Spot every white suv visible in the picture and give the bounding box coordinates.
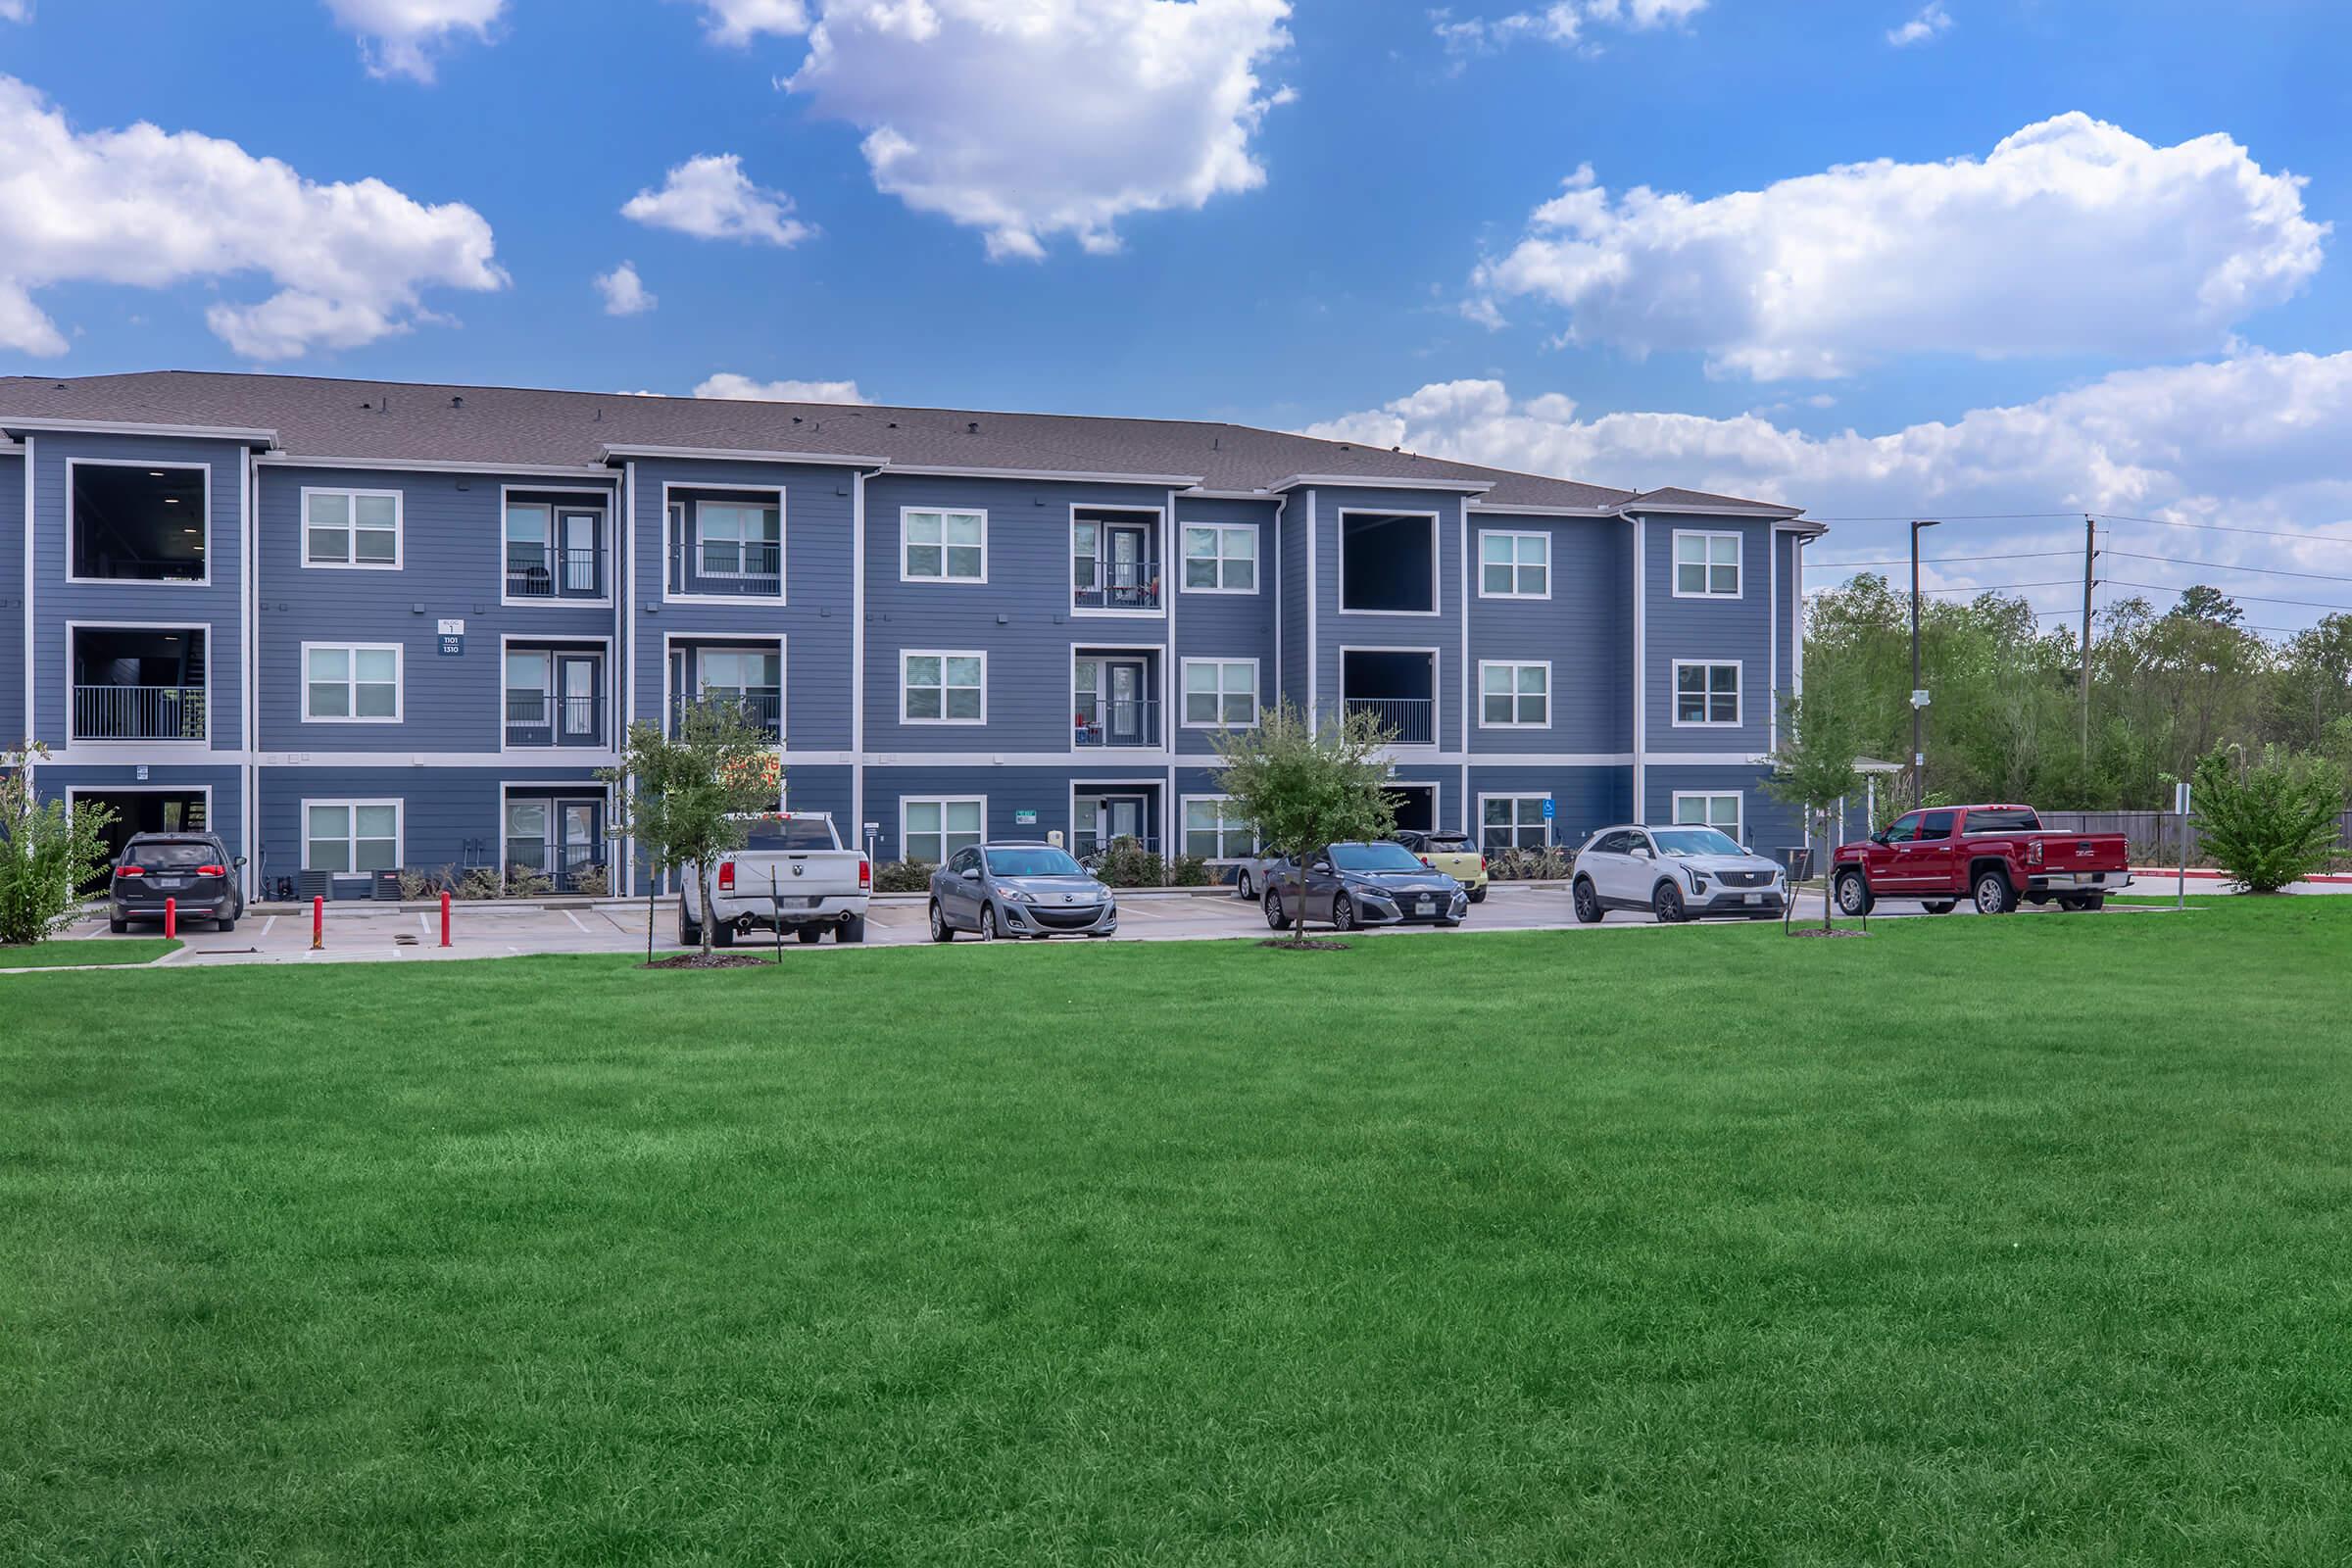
[1571,823,1788,924]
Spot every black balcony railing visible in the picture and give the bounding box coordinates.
[669,541,782,596]
[1073,697,1160,748]
[1343,696,1435,746]
[505,692,603,747]
[670,691,783,741]
[1074,557,1160,611]
[74,684,206,741]
[506,544,604,599]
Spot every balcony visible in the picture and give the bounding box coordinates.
[506,543,605,600]
[1341,648,1437,747]
[667,540,781,598]
[504,692,605,749]
[1074,697,1160,749]
[71,463,207,582]
[74,684,207,742]
[1343,697,1435,747]
[72,627,208,742]
[1072,507,1162,612]
[1073,556,1161,612]
[669,691,783,743]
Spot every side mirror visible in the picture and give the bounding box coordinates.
[233,856,249,868]
[960,867,980,881]
[1871,831,1889,847]
[1631,846,1652,859]
[1310,859,1331,873]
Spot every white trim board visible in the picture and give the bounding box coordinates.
[64,457,215,588]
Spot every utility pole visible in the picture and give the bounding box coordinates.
[2080,514,2095,774]
[1910,518,1940,804]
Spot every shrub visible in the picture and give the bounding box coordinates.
[455,865,506,902]
[0,745,117,947]
[1092,836,1163,888]
[1166,855,1211,887]
[503,863,555,900]
[872,858,935,894]
[569,863,611,898]
[397,865,456,900]
[2191,746,2348,893]
[1488,845,1572,881]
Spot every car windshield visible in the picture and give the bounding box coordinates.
[128,842,215,868]
[1421,833,1472,852]
[741,817,837,852]
[1652,827,1743,858]
[986,847,1084,877]
[1331,842,1428,872]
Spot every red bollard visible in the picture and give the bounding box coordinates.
[440,890,452,949]
[164,897,176,941]
[312,895,325,952]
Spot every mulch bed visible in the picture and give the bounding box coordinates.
[1257,938,1354,952]
[642,953,775,969]
[1785,926,1871,939]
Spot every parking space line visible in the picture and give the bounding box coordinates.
[563,909,591,933]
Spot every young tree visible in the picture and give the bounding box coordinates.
[2190,745,2347,894]
[1210,701,1397,946]
[1763,694,1862,932]
[598,701,783,958]
[0,743,119,948]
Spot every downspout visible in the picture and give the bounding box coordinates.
[22,435,35,785]
[1457,498,1470,833]
[1629,511,1646,824]
[619,459,636,897]
[1163,486,1178,881]
[1303,489,1318,720]
[852,465,867,861]
[1271,492,1286,720]
[243,446,259,903]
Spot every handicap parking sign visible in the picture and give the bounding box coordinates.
[1541,800,1554,820]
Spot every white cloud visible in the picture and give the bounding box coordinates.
[0,2,31,23]
[594,261,657,316]
[1886,1,1949,46]
[1304,355,2352,617]
[761,0,1292,261]
[1473,112,2328,380]
[321,0,503,81]
[694,371,872,404]
[621,154,812,246]
[1431,0,1702,57]
[0,75,503,360]
[694,0,809,44]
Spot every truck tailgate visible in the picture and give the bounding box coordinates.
[2030,833,2132,872]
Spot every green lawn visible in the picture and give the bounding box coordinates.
[0,937,180,970]
[5,905,2350,1565]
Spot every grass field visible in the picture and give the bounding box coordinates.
[5,902,2350,1564]
[0,937,180,970]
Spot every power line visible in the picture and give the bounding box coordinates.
[1801,512,2085,522]
[2101,548,2352,585]
[2104,578,2352,614]
[1810,550,2077,569]
[2094,513,2352,550]
[1805,577,2080,599]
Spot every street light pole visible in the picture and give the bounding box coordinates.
[1910,518,1940,803]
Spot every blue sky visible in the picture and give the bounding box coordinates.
[4,0,2350,625]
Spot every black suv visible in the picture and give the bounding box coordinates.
[109,833,246,934]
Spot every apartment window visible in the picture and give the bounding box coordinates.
[1673,662,1740,726]
[1482,797,1550,854]
[1182,660,1257,727]
[304,489,400,567]
[305,801,400,874]
[1479,530,1548,598]
[1183,797,1254,860]
[698,501,781,578]
[1479,661,1549,727]
[903,798,984,864]
[1674,531,1741,598]
[1181,524,1256,592]
[903,509,986,582]
[1673,792,1742,839]
[304,643,402,722]
[903,652,985,723]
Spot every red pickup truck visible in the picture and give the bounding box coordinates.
[1833,805,2132,916]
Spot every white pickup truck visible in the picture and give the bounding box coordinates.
[679,812,871,946]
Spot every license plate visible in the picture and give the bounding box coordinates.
[1744,893,1761,905]
[156,876,185,890]
[1415,896,1433,912]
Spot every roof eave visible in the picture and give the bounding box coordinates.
[1268,472,1495,495]
[600,442,891,467]
[0,414,281,445]
[258,453,615,479]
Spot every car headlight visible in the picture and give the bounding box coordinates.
[994,884,1033,903]
[1688,870,1708,893]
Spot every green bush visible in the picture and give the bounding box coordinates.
[1166,855,1211,887]
[2192,746,2347,893]
[1487,845,1573,881]
[872,858,935,894]
[0,747,117,947]
[1092,836,1164,888]
[569,864,611,898]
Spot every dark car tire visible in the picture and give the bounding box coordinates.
[1467,885,1488,905]
[1438,918,1461,929]
[1332,893,1358,932]
[1572,877,1603,924]
[1262,889,1287,930]
[1652,882,1687,924]
[713,921,735,949]
[109,913,129,935]
[1973,869,2016,915]
[1834,870,1875,917]
[2060,895,2105,912]
[927,901,955,942]
[1922,902,1956,915]
[1236,869,1255,901]
[980,905,1002,942]
[217,916,236,933]
[840,913,867,944]
[797,927,823,944]
[678,905,702,947]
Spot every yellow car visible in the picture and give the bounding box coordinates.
[1395,829,1490,904]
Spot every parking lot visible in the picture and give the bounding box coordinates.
[10,879,2186,971]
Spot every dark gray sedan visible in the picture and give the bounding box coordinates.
[928,842,1119,941]
[1261,841,1468,932]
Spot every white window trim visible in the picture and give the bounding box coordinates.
[1337,643,1443,749]
[1178,521,1260,595]
[1671,790,1744,841]
[899,505,990,585]
[61,618,214,749]
[300,797,405,875]
[901,648,988,726]
[661,631,787,741]
[301,640,405,725]
[1069,503,1169,618]
[1671,529,1743,600]
[1336,508,1442,616]
[64,458,214,587]
[1178,657,1261,730]
[500,485,613,609]
[1476,528,1550,601]
[299,485,405,571]
[1476,793,1553,851]
[1179,792,1256,862]
[660,482,787,606]
[1669,658,1743,729]
[1476,659,1551,730]
[497,633,615,757]
[898,794,987,864]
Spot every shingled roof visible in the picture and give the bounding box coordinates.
[0,369,1805,518]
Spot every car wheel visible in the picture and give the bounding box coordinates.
[1922,902,1955,915]
[217,916,236,933]
[927,901,955,943]
[678,905,701,947]
[1835,870,1874,917]
[1333,893,1357,932]
[1651,882,1687,924]
[1437,918,1461,929]
[839,914,867,944]
[2060,894,2105,912]
[1572,877,1603,925]
[980,905,1001,942]
[1467,884,1488,905]
[712,920,735,948]
[109,913,129,935]
[1262,889,1287,931]
[1974,869,2016,915]
[1237,869,1254,901]
[797,927,823,944]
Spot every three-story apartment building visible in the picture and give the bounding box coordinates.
[2,371,1819,899]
